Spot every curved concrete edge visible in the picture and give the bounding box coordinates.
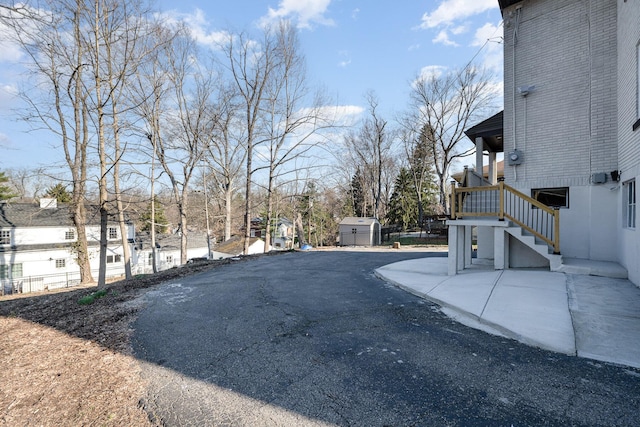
[375,262,577,357]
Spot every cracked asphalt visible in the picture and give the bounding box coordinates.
[132,250,640,426]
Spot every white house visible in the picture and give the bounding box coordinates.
[338,217,381,246]
[448,0,640,287]
[132,231,210,274]
[272,218,294,250]
[0,199,135,294]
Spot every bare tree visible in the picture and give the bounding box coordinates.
[207,82,246,242]
[153,31,216,264]
[1,1,95,283]
[408,67,495,212]
[219,27,281,255]
[344,91,395,220]
[257,21,333,252]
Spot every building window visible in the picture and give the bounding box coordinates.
[0,230,9,245]
[55,259,66,268]
[166,255,173,264]
[65,230,75,240]
[148,253,154,265]
[531,188,569,209]
[108,227,118,240]
[625,180,636,229]
[106,254,122,263]
[0,264,23,279]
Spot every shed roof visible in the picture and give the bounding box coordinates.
[213,235,263,255]
[339,217,379,226]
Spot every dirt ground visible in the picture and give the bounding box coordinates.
[0,257,251,426]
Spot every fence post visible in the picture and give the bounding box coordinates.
[449,181,456,219]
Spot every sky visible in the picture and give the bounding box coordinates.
[0,0,504,172]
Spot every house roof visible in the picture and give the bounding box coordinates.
[0,202,127,228]
[498,0,523,13]
[339,217,379,226]
[464,110,504,153]
[136,231,209,251]
[451,161,505,183]
[1,202,75,228]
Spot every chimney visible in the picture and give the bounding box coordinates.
[40,198,58,209]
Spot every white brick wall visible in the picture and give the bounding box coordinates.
[502,0,618,188]
[617,0,640,286]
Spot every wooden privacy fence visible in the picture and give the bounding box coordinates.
[450,182,560,254]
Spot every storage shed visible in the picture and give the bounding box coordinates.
[338,217,381,246]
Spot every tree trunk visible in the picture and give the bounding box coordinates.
[295,211,306,247]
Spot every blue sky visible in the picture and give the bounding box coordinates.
[0,0,504,171]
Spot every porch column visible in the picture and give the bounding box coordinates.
[488,151,498,184]
[448,225,466,275]
[475,137,484,176]
[464,225,473,268]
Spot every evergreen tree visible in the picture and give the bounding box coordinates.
[0,172,16,201]
[349,170,371,217]
[409,125,439,229]
[45,183,72,203]
[386,168,418,230]
[140,197,170,234]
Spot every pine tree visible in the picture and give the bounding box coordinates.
[45,183,72,203]
[140,197,169,234]
[0,172,16,201]
[386,168,418,230]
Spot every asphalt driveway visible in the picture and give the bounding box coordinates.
[132,250,640,426]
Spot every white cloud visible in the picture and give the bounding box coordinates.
[337,50,351,68]
[472,22,504,72]
[156,9,229,47]
[0,83,19,112]
[433,30,458,47]
[261,0,334,30]
[417,65,448,81]
[420,0,496,29]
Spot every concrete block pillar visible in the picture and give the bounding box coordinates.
[464,225,473,268]
[448,225,466,275]
[494,227,509,270]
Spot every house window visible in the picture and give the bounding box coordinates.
[55,259,66,268]
[0,264,23,279]
[65,230,75,240]
[0,230,9,245]
[108,227,118,240]
[106,254,122,263]
[531,187,569,209]
[166,255,173,264]
[625,180,636,229]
